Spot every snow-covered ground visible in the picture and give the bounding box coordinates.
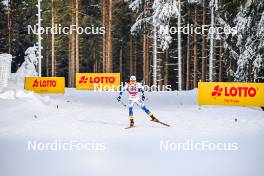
[0,88,264,176]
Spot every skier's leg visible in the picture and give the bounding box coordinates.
[141,105,151,116]
[128,100,135,126]
[136,99,156,120]
[129,107,134,120]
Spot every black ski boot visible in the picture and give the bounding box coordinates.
[125,119,135,129]
[150,114,159,122]
[130,119,134,127]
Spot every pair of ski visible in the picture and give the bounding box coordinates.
[125,119,170,129]
[118,99,170,129]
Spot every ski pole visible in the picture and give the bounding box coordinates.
[120,100,127,107]
[117,97,127,107]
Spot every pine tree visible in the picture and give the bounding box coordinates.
[219,0,264,82]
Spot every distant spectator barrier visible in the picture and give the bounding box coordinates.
[0,54,12,89]
[198,82,264,106]
[76,73,120,91]
[24,77,65,94]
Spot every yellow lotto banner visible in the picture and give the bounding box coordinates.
[198,82,264,106]
[24,77,65,94]
[76,73,120,91]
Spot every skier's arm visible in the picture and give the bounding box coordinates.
[119,84,128,96]
[140,88,144,94]
[138,82,145,94]
[117,84,127,101]
[138,83,146,101]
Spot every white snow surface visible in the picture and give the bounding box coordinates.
[0,89,264,176]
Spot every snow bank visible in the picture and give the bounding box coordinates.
[0,46,39,97]
[15,46,38,86]
[0,88,46,101]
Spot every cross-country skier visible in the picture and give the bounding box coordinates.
[117,75,167,128]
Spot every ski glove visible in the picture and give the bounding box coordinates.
[117,96,121,102]
[142,94,145,101]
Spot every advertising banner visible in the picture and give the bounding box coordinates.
[24,77,65,94]
[198,82,264,106]
[76,73,120,91]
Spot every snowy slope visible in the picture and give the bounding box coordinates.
[0,89,264,176]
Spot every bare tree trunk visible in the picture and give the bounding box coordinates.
[202,0,207,82]
[7,0,12,54]
[93,45,97,73]
[143,34,149,85]
[209,2,215,82]
[71,21,75,87]
[107,0,112,72]
[219,38,223,82]
[68,36,72,86]
[102,0,105,72]
[177,0,182,90]
[186,34,191,89]
[193,7,198,88]
[164,49,169,85]
[129,36,137,76]
[93,62,96,73]
[133,38,137,76]
[145,37,149,85]
[75,0,79,73]
[143,3,149,85]
[119,43,123,80]
[68,0,76,87]
[51,0,56,76]
[68,0,72,86]
[46,49,49,76]
[186,8,191,90]
[101,0,112,73]
[153,25,157,87]
[101,0,106,72]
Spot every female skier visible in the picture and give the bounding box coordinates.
[117,75,169,128]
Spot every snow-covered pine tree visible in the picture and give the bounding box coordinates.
[188,0,202,88]
[152,0,182,89]
[126,0,162,87]
[209,0,218,82]
[125,0,152,85]
[218,0,264,82]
